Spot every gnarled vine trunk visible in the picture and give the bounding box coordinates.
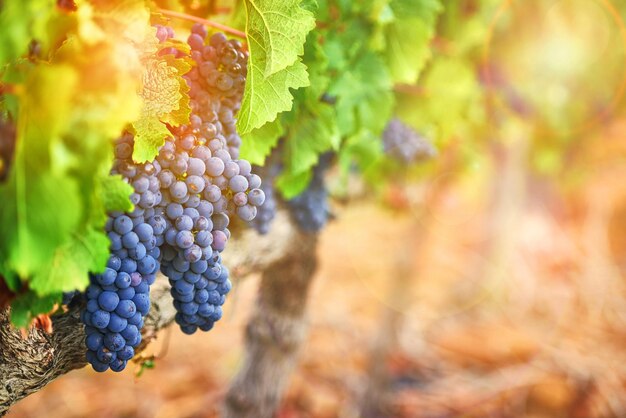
[0,282,175,416]
[224,229,319,418]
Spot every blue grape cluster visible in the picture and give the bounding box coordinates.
[82,135,162,372]
[382,118,436,164]
[153,24,263,334]
[286,154,333,233]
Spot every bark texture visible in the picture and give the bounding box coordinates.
[0,209,298,416]
[223,227,319,418]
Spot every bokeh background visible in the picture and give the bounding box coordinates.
[7,0,626,417]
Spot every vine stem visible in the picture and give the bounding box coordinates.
[0,83,17,95]
[159,9,246,39]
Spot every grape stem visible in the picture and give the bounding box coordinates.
[0,83,16,95]
[394,84,427,96]
[159,9,246,40]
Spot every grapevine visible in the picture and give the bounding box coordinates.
[0,0,444,409]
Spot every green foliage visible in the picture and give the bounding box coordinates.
[241,0,443,195]
[0,0,191,326]
[0,0,69,68]
[381,0,443,84]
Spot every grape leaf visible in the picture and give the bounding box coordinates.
[132,48,192,162]
[243,0,316,77]
[100,174,134,213]
[30,227,110,295]
[237,59,310,135]
[10,291,59,329]
[0,65,82,282]
[276,105,339,198]
[240,118,285,166]
[237,0,316,135]
[328,52,394,137]
[383,0,442,84]
[275,169,312,200]
[240,31,328,165]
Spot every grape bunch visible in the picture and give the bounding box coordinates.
[286,154,333,233]
[80,25,264,368]
[382,118,437,164]
[82,134,162,372]
[153,24,263,334]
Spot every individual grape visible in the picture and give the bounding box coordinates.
[113,216,133,235]
[107,314,128,333]
[186,175,206,194]
[223,161,239,178]
[170,181,188,200]
[248,174,262,189]
[91,310,111,329]
[187,158,206,176]
[233,192,247,207]
[211,230,228,252]
[114,272,131,289]
[133,293,150,315]
[247,189,265,206]
[98,291,120,312]
[122,232,139,249]
[120,258,137,274]
[175,215,194,231]
[206,157,225,176]
[133,177,150,194]
[176,230,195,249]
[228,175,248,193]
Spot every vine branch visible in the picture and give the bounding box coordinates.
[158,9,246,40]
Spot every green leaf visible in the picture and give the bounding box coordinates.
[237,59,310,135]
[243,0,316,77]
[275,105,339,198]
[240,118,285,166]
[237,0,316,135]
[10,292,60,328]
[0,65,82,282]
[340,129,385,183]
[29,228,109,295]
[328,52,394,136]
[100,174,134,213]
[132,49,192,162]
[396,56,482,141]
[383,0,442,84]
[275,169,312,200]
